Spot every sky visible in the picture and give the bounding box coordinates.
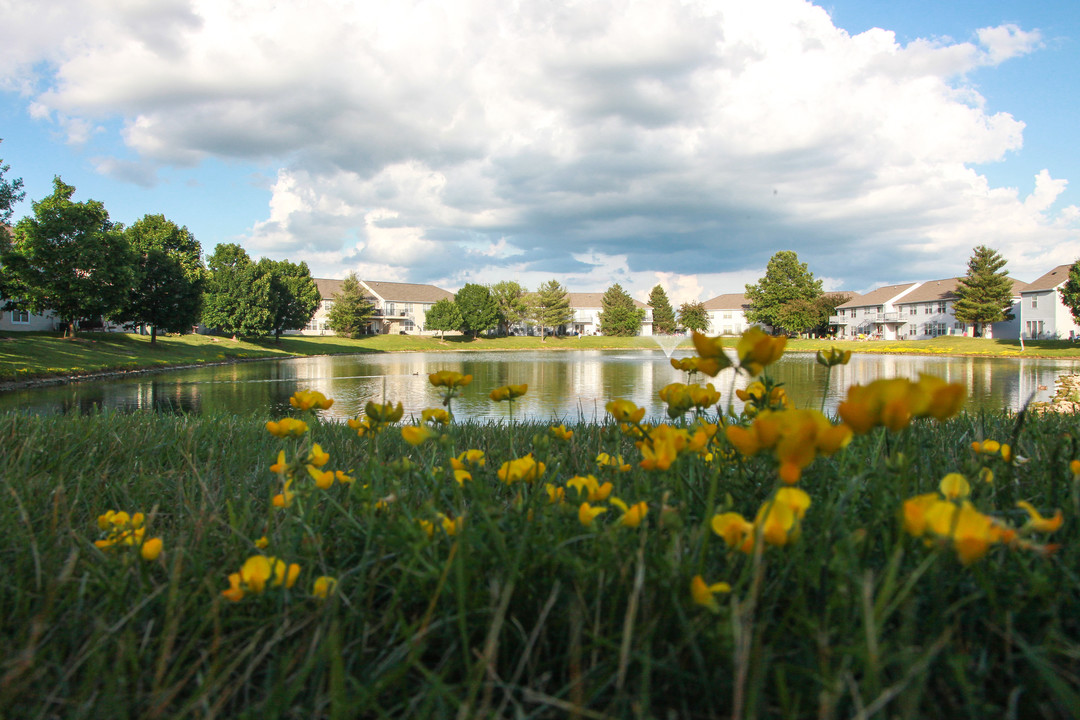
[1,0,1078,305]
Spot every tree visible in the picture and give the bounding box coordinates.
[1,177,132,336]
[1059,261,1080,326]
[202,244,273,337]
[117,214,205,344]
[745,250,823,333]
[425,298,463,338]
[678,300,709,332]
[529,279,574,341]
[648,284,677,334]
[258,258,321,341]
[491,280,529,335]
[953,246,1015,337]
[455,283,499,337]
[598,283,645,336]
[327,272,374,338]
[0,140,26,229]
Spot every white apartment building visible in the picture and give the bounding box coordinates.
[832,283,919,340]
[301,279,454,336]
[702,293,752,335]
[567,293,653,336]
[1020,264,1080,339]
[891,278,1025,340]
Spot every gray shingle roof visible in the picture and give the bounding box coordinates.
[1023,264,1073,293]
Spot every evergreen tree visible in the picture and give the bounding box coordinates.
[678,300,710,332]
[258,258,321,340]
[648,284,677,334]
[1058,261,1080,326]
[1,177,133,336]
[953,246,1015,337]
[202,244,273,337]
[529,279,574,341]
[327,273,374,338]
[491,280,529,335]
[118,214,205,344]
[745,250,823,333]
[598,283,645,336]
[425,298,463,338]
[455,283,499,337]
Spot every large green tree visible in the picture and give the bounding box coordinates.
[648,284,677,334]
[201,244,273,337]
[491,280,529,336]
[745,250,823,333]
[1,177,132,335]
[455,283,499,337]
[1059,260,1080,326]
[0,140,26,228]
[327,273,374,338]
[953,246,1015,337]
[117,214,205,344]
[598,283,645,336]
[678,300,709,332]
[258,258,321,341]
[529,279,574,341]
[425,298,463,338]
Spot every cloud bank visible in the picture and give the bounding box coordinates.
[3,0,1076,296]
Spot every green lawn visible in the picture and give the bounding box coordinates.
[1,330,1077,384]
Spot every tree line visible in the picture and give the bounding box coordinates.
[0,173,322,343]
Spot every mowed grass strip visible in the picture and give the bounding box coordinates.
[1,407,1078,718]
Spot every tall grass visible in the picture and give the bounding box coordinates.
[1,402,1078,719]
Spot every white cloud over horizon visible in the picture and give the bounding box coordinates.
[2,0,1077,300]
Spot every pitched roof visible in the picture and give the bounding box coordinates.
[1023,264,1073,292]
[362,280,454,303]
[702,293,750,311]
[836,282,918,309]
[314,278,346,298]
[894,278,960,304]
[568,292,647,309]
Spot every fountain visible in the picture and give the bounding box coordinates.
[650,334,689,358]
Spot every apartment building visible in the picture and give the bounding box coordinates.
[301,279,454,336]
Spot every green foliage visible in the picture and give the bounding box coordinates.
[598,283,645,336]
[745,250,824,332]
[326,273,374,338]
[953,246,1016,336]
[257,258,321,340]
[455,283,499,337]
[1,177,133,335]
[1059,260,1080,325]
[490,280,529,335]
[529,279,574,339]
[648,284,677,334]
[117,214,205,344]
[201,244,272,337]
[0,140,26,227]
[677,300,709,332]
[425,298,463,337]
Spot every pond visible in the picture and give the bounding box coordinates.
[1,350,1075,422]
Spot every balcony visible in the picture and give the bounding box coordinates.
[828,315,846,324]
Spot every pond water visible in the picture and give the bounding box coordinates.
[1,350,1075,422]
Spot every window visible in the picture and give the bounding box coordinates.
[323,299,334,310]
[938,302,947,314]
[385,302,396,315]
[402,319,415,331]
[11,309,29,324]
[723,312,732,319]
[1030,296,1038,309]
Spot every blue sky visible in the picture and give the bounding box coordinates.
[2,0,1078,304]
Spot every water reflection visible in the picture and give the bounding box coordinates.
[1,350,1075,421]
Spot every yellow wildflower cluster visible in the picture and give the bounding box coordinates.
[419,512,465,538]
[838,375,966,433]
[725,408,852,484]
[970,439,1013,463]
[711,488,811,552]
[902,472,1063,565]
[490,383,528,402]
[266,417,308,438]
[497,453,546,484]
[221,555,301,602]
[94,510,163,561]
[289,389,334,411]
[658,382,721,419]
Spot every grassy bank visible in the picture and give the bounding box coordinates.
[1,331,1078,385]
[2,401,1078,718]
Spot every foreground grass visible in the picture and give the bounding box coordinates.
[2,406,1078,718]
[2,331,1078,385]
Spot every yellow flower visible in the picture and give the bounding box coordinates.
[429,370,473,389]
[221,573,245,602]
[596,452,631,472]
[638,424,689,471]
[454,449,486,467]
[1016,501,1064,533]
[691,575,732,611]
[606,399,645,424]
[610,497,648,528]
[923,502,1001,565]
[902,493,942,537]
[736,327,786,375]
[240,555,273,593]
[567,475,613,502]
[266,557,301,588]
[307,464,335,490]
[307,443,330,468]
[690,331,732,364]
[421,407,451,425]
[140,537,163,561]
[550,424,574,441]
[578,502,607,527]
[938,473,971,500]
[816,346,852,368]
[689,383,721,409]
[441,513,464,536]
[401,425,436,446]
[335,470,355,485]
[289,389,334,411]
[348,416,373,436]
[711,512,755,553]
[544,483,566,504]
[1071,460,1080,477]
[266,417,308,438]
[365,401,404,424]
[490,383,528,401]
[272,479,295,508]
[269,450,289,475]
[452,468,472,486]
[497,454,546,484]
[312,575,338,599]
[255,535,270,549]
